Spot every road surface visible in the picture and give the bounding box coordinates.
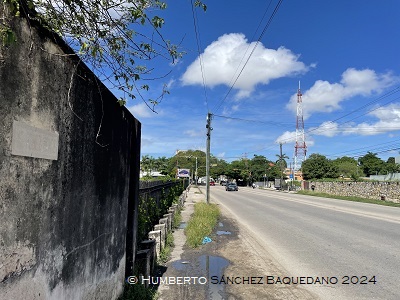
[204,185,400,300]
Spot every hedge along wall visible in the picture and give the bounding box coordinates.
[0,7,140,300]
[137,180,184,243]
[307,181,400,203]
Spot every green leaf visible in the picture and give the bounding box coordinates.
[117,98,126,106]
[194,1,207,11]
[152,16,164,28]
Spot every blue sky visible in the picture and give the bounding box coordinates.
[126,0,400,164]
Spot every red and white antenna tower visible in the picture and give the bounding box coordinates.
[294,81,307,171]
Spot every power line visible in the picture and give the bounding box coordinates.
[190,0,209,111]
[212,0,274,112]
[326,138,400,159]
[306,86,400,136]
[213,0,284,113]
[213,113,296,126]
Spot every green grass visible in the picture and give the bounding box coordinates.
[173,207,183,228]
[297,190,400,207]
[158,232,174,264]
[118,283,157,300]
[120,206,184,299]
[185,202,220,248]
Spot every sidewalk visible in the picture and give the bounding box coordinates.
[156,185,316,300]
[166,185,204,263]
[157,185,209,300]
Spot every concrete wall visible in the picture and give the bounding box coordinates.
[370,173,400,181]
[307,181,400,203]
[0,9,140,300]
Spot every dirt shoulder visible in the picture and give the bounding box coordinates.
[157,186,317,300]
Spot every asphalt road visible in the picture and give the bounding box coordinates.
[204,185,400,300]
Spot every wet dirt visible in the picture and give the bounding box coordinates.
[157,211,317,300]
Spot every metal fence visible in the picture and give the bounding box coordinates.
[137,180,186,243]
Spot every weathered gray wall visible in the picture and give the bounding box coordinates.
[0,8,140,300]
[307,181,400,203]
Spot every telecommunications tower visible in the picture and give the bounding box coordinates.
[294,82,307,171]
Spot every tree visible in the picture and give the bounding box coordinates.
[141,155,156,176]
[382,157,400,175]
[276,145,289,184]
[153,156,169,175]
[249,155,268,182]
[358,152,385,177]
[302,153,338,180]
[3,0,206,108]
[332,156,360,179]
[165,150,207,179]
[275,153,289,170]
[226,160,247,185]
[210,158,229,180]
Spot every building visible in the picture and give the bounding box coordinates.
[284,168,304,181]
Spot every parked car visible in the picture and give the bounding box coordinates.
[220,180,227,186]
[226,183,238,191]
[210,181,215,186]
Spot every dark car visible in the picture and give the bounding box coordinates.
[225,183,238,191]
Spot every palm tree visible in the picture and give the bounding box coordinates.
[276,143,289,187]
[276,153,289,173]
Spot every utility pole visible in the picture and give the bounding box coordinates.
[280,143,284,190]
[206,112,212,204]
[195,157,198,185]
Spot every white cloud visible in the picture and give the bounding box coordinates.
[306,104,400,138]
[275,131,296,144]
[217,152,226,159]
[286,68,397,119]
[221,104,240,115]
[309,122,340,137]
[184,129,204,137]
[181,33,310,99]
[275,130,315,148]
[343,104,400,136]
[128,102,155,119]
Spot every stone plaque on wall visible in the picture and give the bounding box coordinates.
[11,121,59,160]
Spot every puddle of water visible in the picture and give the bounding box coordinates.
[171,260,190,271]
[178,222,187,229]
[216,230,231,235]
[171,255,231,300]
[198,255,230,300]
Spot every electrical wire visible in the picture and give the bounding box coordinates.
[190,0,210,112]
[305,86,400,136]
[212,0,274,112]
[212,0,284,113]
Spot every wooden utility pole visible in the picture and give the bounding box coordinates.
[280,143,284,190]
[206,113,212,204]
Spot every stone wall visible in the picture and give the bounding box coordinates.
[307,181,400,203]
[0,8,140,300]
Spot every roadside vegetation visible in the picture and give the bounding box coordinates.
[141,150,400,188]
[185,202,220,248]
[298,190,400,207]
[137,179,184,244]
[158,232,174,264]
[119,193,183,300]
[118,283,157,300]
[158,204,182,263]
